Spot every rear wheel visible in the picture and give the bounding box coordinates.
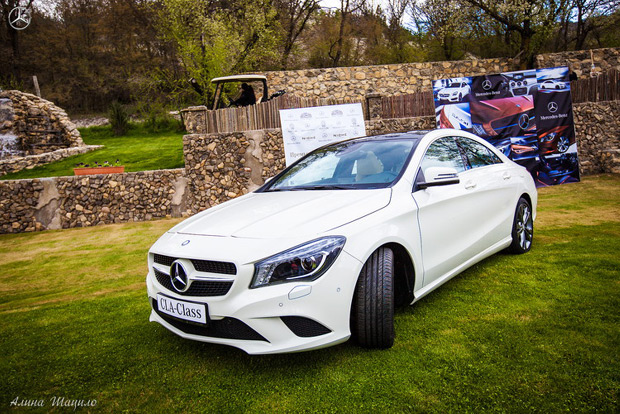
[351,247,395,348]
[508,197,533,254]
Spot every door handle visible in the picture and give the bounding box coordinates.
[464,181,476,190]
[502,172,511,180]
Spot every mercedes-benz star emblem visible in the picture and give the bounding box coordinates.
[170,260,190,292]
[547,101,558,113]
[482,80,492,90]
[518,114,530,130]
[9,7,31,30]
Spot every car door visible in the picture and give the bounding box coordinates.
[411,136,473,287]
[412,136,515,288]
[454,137,518,257]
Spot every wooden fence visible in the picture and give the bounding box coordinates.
[200,94,365,133]
[570,69,620,103]
[380,90,435,119]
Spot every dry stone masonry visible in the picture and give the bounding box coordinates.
[0,170,189,233]
[0,90,97,176]
[573,101,620,174]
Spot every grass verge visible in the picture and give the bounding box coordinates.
[1,123,185,180]
[0,175,618,412]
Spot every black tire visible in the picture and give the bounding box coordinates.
[351,247,395,348]
[507,197,534,254]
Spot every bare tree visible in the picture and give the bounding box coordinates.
[329,0,365,66]
[274,0,320,69]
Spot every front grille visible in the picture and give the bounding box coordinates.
[281,316,332,337]
[154,253,237,275]
[154,269,233,297]
[152,299,267,342]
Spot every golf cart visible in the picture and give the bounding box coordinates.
[208,75,285,110]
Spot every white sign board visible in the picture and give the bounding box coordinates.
[279,103,366,165]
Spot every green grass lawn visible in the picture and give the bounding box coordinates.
[1,123,185,180]
[0,175,618,412]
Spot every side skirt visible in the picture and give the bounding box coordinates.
[410,236,512,304]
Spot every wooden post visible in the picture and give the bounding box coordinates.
[32,75,41,97]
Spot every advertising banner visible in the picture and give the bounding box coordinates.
[279,103,366,165]
[433,67,579,187]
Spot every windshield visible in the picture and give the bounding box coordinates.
[264,139,416,191]
[448,82,462,88]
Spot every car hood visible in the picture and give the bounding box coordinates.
[170,189,392,239]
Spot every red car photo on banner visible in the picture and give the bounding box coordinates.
[433,66,580,187]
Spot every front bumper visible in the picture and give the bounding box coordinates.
[439,94,459,102]
[146,249,362,354]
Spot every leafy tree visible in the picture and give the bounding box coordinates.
[157,0,281,103]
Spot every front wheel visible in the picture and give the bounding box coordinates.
[507,197,534,254]
[351,247,395,348]
[557,135,570,153]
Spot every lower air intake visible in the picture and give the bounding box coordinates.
[281,316,332,337]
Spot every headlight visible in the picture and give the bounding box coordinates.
[451,91,458,95]
[250,236,346,288]
[542,132,556,142]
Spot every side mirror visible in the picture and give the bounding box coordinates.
[418,167,460,189]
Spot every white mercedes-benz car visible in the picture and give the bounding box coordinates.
[146,129,537,354]
[437,81,471,102]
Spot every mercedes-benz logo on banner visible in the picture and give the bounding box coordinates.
[548,101,558,113]
[518,114,530,130]
[9,7,31,30]
[482,80,492,90]
[170,260,190,292]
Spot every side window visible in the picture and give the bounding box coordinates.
[420,137,466,175]
[457,137,502,169]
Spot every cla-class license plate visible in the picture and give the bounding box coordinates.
[156,294,207,325]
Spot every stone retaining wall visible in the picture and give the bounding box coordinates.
[0,169,189,233]
[0,145,102,177]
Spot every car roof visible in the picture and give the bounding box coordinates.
[211,75,267,83]
[353,130,431,143]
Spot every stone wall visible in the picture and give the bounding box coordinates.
[0,90,84,157]
[573,100,620,174]
[536,48,620,78]
[264,48,620,101]
[0,169,189,233]
[183,129,286,212]
[264,58,516,101]
[0,145,102,177]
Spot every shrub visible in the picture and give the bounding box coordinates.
[108,101,129,136]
